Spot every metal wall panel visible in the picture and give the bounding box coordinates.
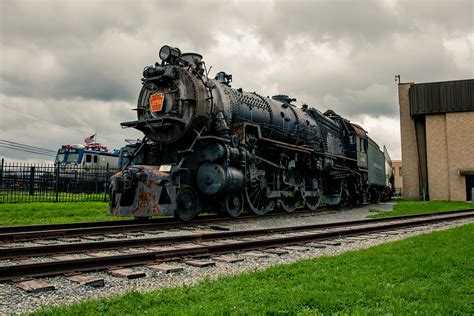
[409,79,474,116]
[367,137,386,186]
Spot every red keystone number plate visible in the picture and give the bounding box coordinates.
[149,93,164,112]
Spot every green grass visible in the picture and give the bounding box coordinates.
[34,223,474,315]
[370,199,473,218]
[0,202,128,226]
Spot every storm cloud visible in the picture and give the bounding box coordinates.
[0,0,473,162]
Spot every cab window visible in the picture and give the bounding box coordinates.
[56,153,65,163]
[85,154,92,163]
[93,155,98,163]
[66,153,79,163]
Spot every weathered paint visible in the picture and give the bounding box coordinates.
[110,165,176,217]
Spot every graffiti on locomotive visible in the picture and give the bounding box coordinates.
[110,45,391,221]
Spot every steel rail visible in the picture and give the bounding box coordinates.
[1,209,473,259]
[1,208,329,234]
[0,210,472,281]
[1,206,472,242]
[0,214,223,235]
[0,220,198,243]
[0,217,177,234]
[0,207,337,242]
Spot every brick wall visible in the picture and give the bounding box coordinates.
[399,83,420,199]
[446,112,474,201]
[426,115,449,200]
[415,111,474,201]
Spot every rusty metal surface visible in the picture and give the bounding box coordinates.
[350,123,368,138]
[110,165,176,217]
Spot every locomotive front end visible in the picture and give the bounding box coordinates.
[121,45,212,144]
[110,165,176,217]
[110,46,218,219]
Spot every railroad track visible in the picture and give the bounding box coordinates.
[0,209,472,283]
[0,206,339,242]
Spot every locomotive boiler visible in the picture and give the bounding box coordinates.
[110,45,388,221]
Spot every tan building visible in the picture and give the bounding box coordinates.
[399,79,474,202]
[391,160,403,196]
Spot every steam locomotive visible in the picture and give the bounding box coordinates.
[110,45,390,221]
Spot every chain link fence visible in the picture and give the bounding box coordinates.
[0,159,120,203]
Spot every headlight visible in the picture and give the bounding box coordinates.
[159,45,171,61]
[159,45,181,63]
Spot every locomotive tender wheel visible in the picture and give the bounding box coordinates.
[222,193,243,218]
[175,186,201,221]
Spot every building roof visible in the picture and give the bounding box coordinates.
[409,79,474,116]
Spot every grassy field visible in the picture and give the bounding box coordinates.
[370,199,473,218]
[0,202,126,226]
[34,223,474,315]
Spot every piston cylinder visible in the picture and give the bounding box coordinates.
[196,163,244,195]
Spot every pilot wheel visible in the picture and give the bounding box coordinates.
[175,186,201,221]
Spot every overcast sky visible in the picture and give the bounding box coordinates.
[1,0,473,163]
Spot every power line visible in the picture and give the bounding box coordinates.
[0,140,56,154]
[0,102,123,142]
[0,139,57,158]
[0,145,56,157]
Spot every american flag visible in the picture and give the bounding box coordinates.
[84,133,96,144]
